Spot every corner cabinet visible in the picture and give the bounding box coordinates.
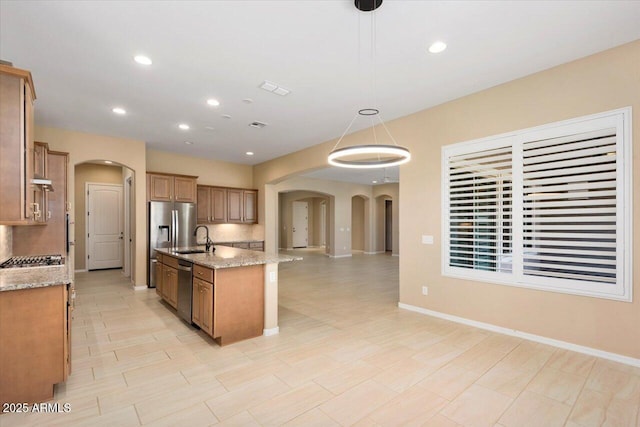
[0,64,38,225]
[147,172,198,203]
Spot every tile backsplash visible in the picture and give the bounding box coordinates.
[0,225,12,262]
[195,224,259,244]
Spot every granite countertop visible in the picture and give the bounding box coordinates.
[0,259,73,292]
[157,245,302,270]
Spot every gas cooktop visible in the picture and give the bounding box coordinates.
[0,254,64,268]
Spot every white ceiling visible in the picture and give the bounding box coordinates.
[1,1,639,185]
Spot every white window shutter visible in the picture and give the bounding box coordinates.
[447,145,513,273]
[522,128,618,284]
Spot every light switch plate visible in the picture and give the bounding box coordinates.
[422,235,434,244]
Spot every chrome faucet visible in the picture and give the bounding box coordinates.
[193,225,213,252]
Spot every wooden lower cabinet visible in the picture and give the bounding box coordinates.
[214,265,264,346]
[191,264,264,346]
[0,284,71,405]
[155,259,163,297]
[160,261,178,309]
[192,277,213,336]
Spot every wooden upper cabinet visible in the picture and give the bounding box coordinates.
[196,185,227,224]
[174,176,196,202]
[33,141,48,179]
[211,187,227,223]
[12,150,69,255]
[0,64,37,225]
[227,189,258,224]
[147,172,197,202]
[147,173,173,201]
[227,189,243,223]
[196,186,211,223]
[243,190,257,223]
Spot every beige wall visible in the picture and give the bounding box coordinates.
[254,41,640,359]
[147,149,253,188]
[34,126,148,287]
[351,196,365,251]
[373,183,399,255]
[312,198,327,247]
[74,163,123,270]
[396,40,640,359]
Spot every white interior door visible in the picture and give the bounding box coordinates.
[292,201,308,248]
[87,183,123,270]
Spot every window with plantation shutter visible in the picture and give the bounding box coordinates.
[448,145,513,274]
[442,108,632,301]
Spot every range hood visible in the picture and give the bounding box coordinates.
[31,178,55,192]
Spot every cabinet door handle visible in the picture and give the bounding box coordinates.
[32,203,41,219]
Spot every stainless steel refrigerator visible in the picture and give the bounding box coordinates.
[148,201,196,288]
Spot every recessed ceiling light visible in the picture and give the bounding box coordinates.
[242,98,254,104]
[428,41,447,54]
[178,123,190,130]
[246,151,254,156]
[372,180,378,184]
[222,114,231,119]
[134,55,152,65]
[184,141,193,145]
[112,107,126,115]
[104,160,113,164]
[207,98,220,107]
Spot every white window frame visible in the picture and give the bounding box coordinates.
[441,107,633,301]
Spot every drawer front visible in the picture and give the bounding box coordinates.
[193,264,214,283]
[163,254,179,269]
[156,253,163,264]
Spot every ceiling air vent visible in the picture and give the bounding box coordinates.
[249,121,267,129]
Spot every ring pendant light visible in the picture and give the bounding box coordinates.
[327,0,411,169]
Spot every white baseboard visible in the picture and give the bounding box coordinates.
[398,302,640,368]
[364,251,386,255]
[133,285,147,291]
[328,254,353,259]
[392,253,399,257]
[74,269,87,273]
[263,326,280,336]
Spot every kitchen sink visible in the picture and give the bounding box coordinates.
[175,249,207,254]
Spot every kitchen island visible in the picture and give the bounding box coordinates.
[0,261,74,406]
[155,245,300,345]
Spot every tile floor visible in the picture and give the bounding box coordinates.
[2,250,639,426]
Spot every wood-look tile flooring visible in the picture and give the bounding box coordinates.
[3,249,639,426]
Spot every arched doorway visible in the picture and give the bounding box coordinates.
[74,160,135,282]
[278,190,331,254]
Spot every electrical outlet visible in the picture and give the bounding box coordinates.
[422,286,429,295]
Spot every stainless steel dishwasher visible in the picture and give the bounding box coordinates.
[177,259,193,324]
